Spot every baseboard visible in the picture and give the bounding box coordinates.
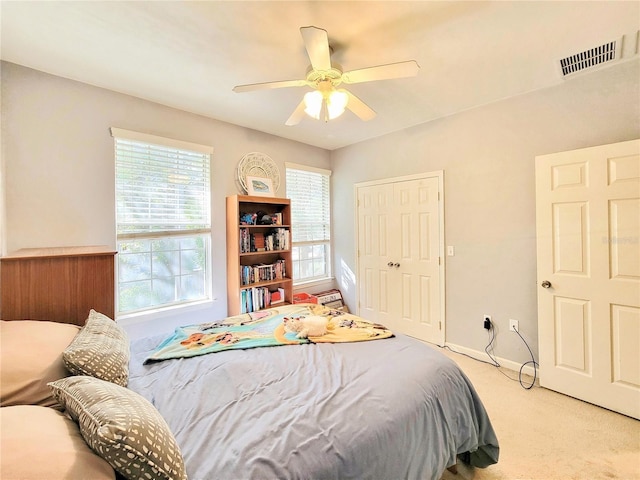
[445,342,537,378]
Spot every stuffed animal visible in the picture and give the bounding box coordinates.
[240,213,256,225]
[256,211,273,225]
[283,315,328,339]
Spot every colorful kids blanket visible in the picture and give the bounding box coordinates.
[144,303,393,363]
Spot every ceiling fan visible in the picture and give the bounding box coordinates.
[233,26,420,126]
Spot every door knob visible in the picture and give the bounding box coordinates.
[541,280,552,289]
[394,263,400,268]
[388,262,394,267]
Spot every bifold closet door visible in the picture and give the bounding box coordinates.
[357,174,444,345]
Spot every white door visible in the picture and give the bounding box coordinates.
[535,139,640,419]
[357,182,396,327]
[356,173,445,345]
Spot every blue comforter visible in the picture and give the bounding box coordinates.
[128,330,499,480]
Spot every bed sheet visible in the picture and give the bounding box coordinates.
[128,328,498,480]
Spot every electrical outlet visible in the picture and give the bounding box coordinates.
[509,319,519,332]
[483,315,492,330]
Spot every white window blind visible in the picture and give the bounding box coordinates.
[286,164,331,243]
[286,163,332,283]
[113,135,211,235]
[111,128,213,314]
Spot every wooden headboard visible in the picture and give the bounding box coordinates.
[0,246,116,326]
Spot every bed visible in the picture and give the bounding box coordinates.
[0,305,499,480]
[128,303,499,480]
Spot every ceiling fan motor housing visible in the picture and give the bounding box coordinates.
[305,65,344,87]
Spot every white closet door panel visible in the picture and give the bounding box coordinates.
[356,173,444,345]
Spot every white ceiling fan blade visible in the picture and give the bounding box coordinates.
[300,26,331,71]
[345,90,376,121]
[285,99,307,126]
[233,79,307,93]
[342,60,420,84]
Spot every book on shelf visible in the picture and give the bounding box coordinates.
[265,228,289,251]
[270,287,285,304]
[240,286,284,313]
[240,228,250,253]
[253,232,265,251]
[240,259,286,286]
[241,229,289,253]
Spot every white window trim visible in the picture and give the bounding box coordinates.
[110,127,214,155]
[285,162,331,177]
[112,128,213,316]
[286,163,332,285]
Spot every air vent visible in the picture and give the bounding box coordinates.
[559,41,618,76]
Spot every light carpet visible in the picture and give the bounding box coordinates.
[436,346,640,480]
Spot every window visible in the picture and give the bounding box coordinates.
[111,128,212,315]
[285,163,331,283]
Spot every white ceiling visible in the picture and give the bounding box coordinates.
[1,1,638,150]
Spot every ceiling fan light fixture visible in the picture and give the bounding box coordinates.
[327,89,348,119]
[303,90,323,119]
[303,88,348,121]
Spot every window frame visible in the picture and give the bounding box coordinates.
[285,162,332,285]
[111,128,213,316]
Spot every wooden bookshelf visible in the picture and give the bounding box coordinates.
[226,195,293,315]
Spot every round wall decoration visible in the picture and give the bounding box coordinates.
[236,152,280,194]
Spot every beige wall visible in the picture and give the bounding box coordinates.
[330,59,640,364]
[1,62,330,333]
[3,59,639,363]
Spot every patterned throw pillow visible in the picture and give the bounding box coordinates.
[49,376,187,480]
[63,309,130,386]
